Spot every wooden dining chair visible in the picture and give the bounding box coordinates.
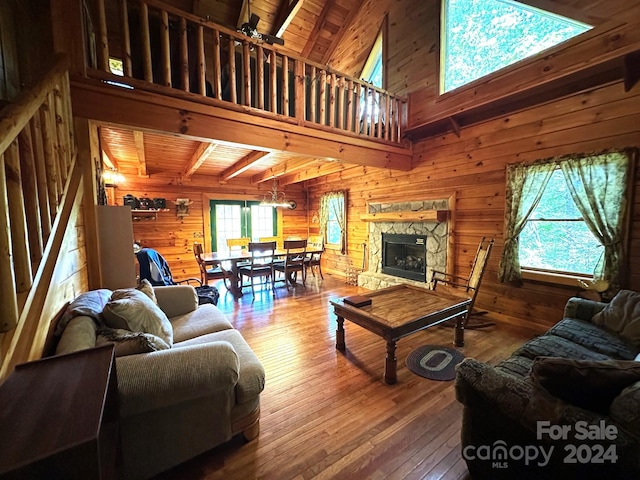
[274,239,307,290]
[430,237,495,328]
[238,241,277,297]
[304,234,324,279]
[259,236,283,250]
[193,242,229,289]
[226,237,251,268]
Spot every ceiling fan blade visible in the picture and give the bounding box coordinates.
[260,33,285,46]
[249,13,260,30]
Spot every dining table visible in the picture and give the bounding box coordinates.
[201,247,323,298]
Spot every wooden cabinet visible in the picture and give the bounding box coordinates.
[0,345,120,479]
[96,205,136,289]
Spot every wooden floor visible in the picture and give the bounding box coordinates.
[154,274,538,480]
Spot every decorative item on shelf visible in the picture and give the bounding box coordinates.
[260,180,297,209]
[138,197,153,210]
[175,198,192,218]
[153,198,166,209]
[123,194,140,209]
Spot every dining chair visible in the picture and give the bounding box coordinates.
[274,239,307,290]
[304,234,324,279]
[430,237,495,328]
[238,241,277,297]
[193,242,229,289]
[258,236,284,249]
[226,237,251,268]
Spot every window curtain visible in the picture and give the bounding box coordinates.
[498,160,555,283]
[559,149,634,291]
[319,191,347,255]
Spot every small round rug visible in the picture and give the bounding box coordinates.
[405,345,465,381]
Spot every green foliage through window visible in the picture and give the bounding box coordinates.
[441,0,591,93]
[519,169,602,275]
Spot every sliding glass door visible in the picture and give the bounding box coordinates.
[210,200,277,253]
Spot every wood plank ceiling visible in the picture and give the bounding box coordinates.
[99,0,630,187]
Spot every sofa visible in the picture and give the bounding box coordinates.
[54,283,265,480]
[456,293,640,479]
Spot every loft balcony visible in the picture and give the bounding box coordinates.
[65,0,412,177]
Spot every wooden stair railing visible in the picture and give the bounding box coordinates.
[83,0,407,143]
[0,54,80,379]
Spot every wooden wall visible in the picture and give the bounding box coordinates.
[113,177,307,282]
[308,0,640,331]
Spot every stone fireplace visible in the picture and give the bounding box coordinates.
[358,199,450,291]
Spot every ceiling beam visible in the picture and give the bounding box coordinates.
[71,83,412,171]
[132,130,148,177]
[301,0,336,59]
[237,0,249,28]
[251,157,319,183]
[99,129,118,170]
[278,161,349,185]
[182,141,218,179]
[271,0,305,38]
[220,150,271,182]
[321,0,366,65]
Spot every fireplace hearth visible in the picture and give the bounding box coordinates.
[382,233,427,282]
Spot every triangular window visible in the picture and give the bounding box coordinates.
[441,0,591,93]
[361,27,383,89]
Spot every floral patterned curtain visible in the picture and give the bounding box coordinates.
[559,149,634,291]
[499,148,635,287]
[498,160,555,283]
[319,191,347,255]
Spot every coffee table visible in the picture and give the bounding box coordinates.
[330,284,472,384]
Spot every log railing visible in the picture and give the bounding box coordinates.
[84,0,407,143]
[0,54,77,352]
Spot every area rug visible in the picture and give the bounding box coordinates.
[405,345,465,381]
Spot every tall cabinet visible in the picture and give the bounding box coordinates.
[95,205,137,289]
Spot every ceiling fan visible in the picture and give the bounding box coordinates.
[238,2,284,46]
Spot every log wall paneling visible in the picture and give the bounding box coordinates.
[307,80,640,331]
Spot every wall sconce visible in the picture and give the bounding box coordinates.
[260,180,297,209]
[103,168,124,187]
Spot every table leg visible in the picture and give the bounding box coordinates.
[335,316,346,351]
[384,341,397,384]
[228,262,243,298]
[454,313,465,347]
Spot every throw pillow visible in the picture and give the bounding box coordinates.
[592,289,640,344]
[102,289,173,346]
[97,328,170,357]
[530,356,640,414]
[137,278,158,304]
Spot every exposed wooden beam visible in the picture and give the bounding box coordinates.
[447,117,461,138]
[219,150,270,182]
[251,157,319,183]
[321,0,366,65]
[132,130,148,176]
[71,82,413,171]
[99,130,118,170]
[278,161,349,185]
[237,0,249,29]
[301,0,336,59]
[182,141,218,179]
[271,0,305,38]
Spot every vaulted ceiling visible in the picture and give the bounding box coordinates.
[98,0,634,188]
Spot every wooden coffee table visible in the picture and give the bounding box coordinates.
[330,284,472,384]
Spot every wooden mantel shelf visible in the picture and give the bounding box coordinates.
[360,210,449,223]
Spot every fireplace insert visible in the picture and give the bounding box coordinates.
[381,233,427,282]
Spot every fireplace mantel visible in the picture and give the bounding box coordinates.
[360,210,449,223]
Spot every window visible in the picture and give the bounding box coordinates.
[499,149,635,291]
[519,168,602,275]
[210,200,276,253]
[361,29,383,89]
[319,191,346,254]
[441,0,591,93]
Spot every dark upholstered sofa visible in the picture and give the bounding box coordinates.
[456,296,640,479]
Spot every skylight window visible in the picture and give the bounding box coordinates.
[441,0,591,93]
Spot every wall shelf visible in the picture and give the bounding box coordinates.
[130,209,169,221]
[360,210,449,223]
